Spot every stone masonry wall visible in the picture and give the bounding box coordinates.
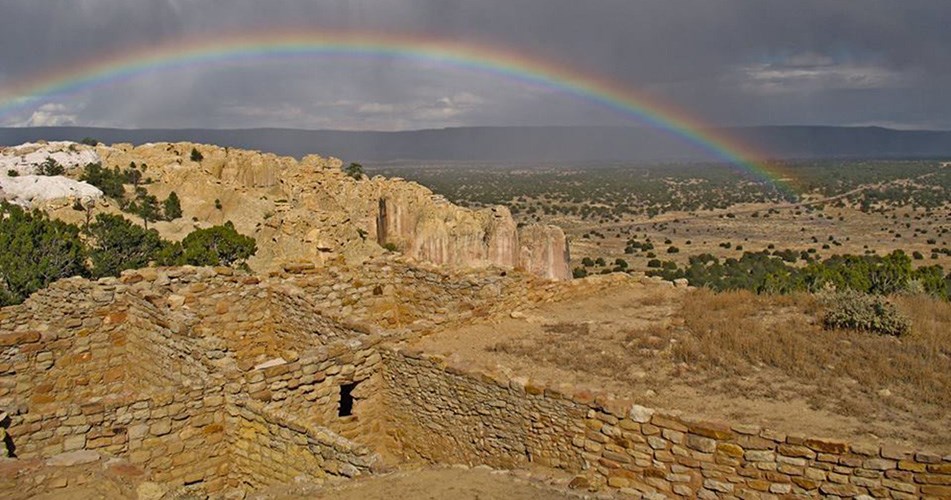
[0,265,395,496]
[281,256,630,334]
[236,334,389,446]
[227,398,381,491]
[383,348,951,499]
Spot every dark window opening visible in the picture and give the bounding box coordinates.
[0,414,13,458]
[339,382,357,417]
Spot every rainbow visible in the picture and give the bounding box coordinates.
[0,30,792,193]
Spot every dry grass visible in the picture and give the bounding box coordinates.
[675,289,951,413]
[481,287,951,449]
[489,321,672,383]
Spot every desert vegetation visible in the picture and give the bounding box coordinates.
[0,202,256,306]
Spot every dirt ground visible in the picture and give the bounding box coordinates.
[263,467,583,500]
[411,279,951,453]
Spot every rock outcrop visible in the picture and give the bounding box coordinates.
[376,194,569,278]
[0,142,104,206]
[518,224,572,280]
[4,141,571,280]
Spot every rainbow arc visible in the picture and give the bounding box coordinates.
[0,30,792,193]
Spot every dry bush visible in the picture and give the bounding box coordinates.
[820,290,910,336]
[675,289,951,411]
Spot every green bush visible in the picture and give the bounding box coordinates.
[81,163,126,200]
[0,203,87,305]
[344,162,365,180]
[88,214,172,278]
[38,157,65,176]
[180,222,256,266]
[163,191,183,220]
[821,290,911,336]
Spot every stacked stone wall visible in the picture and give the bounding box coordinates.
[0,266,389,495]
[282,257,630,333]
[226,399,380,490]
[236,334,388,444]
[383,348,951,498]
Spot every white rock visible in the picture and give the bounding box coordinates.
[1,141,100,176]
[254,357,287,370]
[0,175,102,206]
[629,404,655,423]
[45,450,101,467]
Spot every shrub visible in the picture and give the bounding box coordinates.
[6,170,17,177]
[88,214,171,278]
[163,191,183,220]
[80,137,99,146]
[572,267,588,279]
[81,163,126,200]
[344,162,365,180]
[190,148,204,162]
[38,157,65,176]
[821,290,911,336]
[180,221,256,267]
[667,246,680,254]
[0,203,87,305]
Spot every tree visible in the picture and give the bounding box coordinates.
[80,137,99,146]
[87,214,172,278]
[0,203,87,305]
[343,162,365,180]
[180,222,256,267]
[38,157,65,176]
[81,163,125,200]
[163,191,183,220]
[129,187,161,229]
[190,148,204,163]
[124,162,142,187]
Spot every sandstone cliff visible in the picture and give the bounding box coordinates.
[10,141,571,280]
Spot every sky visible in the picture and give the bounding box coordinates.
[0,0,949,131]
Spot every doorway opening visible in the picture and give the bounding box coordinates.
[339,382,357,417]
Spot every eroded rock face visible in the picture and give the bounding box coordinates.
[376,195,568,279]
[518,224,571,280]
[17,141,571,280]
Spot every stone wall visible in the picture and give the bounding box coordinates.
[236,334,388,446]
[280,256,630,333]
[382,348,951,499]
[227,399,381,491]
[0,266,396,496]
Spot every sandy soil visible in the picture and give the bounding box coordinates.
[263,467,583,500]
[411,280,951,453]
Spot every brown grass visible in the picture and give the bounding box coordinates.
[483,288,951,448]
[675,289,951,413]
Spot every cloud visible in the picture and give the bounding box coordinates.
[22,103,79,126]
[737,56,906,95]
[1,1,949,129]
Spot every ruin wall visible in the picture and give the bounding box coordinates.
[382,348,951,499]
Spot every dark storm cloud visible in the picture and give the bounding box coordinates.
[1,0,949,129]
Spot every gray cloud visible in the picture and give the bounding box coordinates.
[1,0,949,129]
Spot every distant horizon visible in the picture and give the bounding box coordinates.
[4,124,951,165]
[3,123,951,134]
